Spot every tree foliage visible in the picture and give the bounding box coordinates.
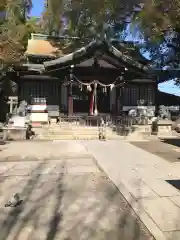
[41,0,64,35]
[40,0,143,41]
[131,1,180,69]
[134,0,180,41]
[0,0,33,66]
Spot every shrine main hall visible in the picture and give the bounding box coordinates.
[0,33,162,120]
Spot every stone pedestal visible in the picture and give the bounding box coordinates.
[3,127,27,140]
[157,120,173,137]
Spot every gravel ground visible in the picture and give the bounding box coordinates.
[0,141,154,240]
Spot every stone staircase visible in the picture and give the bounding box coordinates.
[33,120,155,141]
[34,122,123,140]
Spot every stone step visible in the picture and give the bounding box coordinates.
[36,125,154,141]
[47,126,110,130]
[45,132,114,137]
[41,134,119,140]
[48,127,110,130]
[37,135,100,140]
[46,131,99,135]
[36,135,122,140]
[47,131,73,135]
[47,128,100,131]
[45,129,112,134]
[47,127,101,131]
[36,129,128,139]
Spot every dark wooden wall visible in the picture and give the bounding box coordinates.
[117,83,155,106]
[19,80,60,116]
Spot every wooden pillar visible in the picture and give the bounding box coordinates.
[121,86,124,113]
[0,75,6,122]
[89,87,94,115]
[60,83,67,113]
[115,87,119,115]
[68,82,73,116]
[110,85,116,114]
[17,80,21,101]
[58,83,61,115]
[154,79,159,117]
[94,83,98,115]
[116,86,123,114]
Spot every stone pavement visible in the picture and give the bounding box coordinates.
[0,141,153,240]
[83,140,180,240]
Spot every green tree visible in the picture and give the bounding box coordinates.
[0,0,33,65]
[131,0,180,69]
[65,0,123,40]
[40,0,143,42]
[41,0,64,36]
[134,0,180,42]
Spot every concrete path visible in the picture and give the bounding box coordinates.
[0,141,153,240]
[83,140,180,240]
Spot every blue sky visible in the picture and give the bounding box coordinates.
[30,1,179,96]
[30,0,44,17]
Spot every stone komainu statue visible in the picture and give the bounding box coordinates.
[158,105,171,119]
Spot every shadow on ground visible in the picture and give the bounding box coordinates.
[131,139,180,163]
[161,138,180,148]
[0,157,156,240]
[0,141,7,145]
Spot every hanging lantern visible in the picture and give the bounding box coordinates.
[87,84,92,92]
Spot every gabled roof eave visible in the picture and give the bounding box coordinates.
[43,39,149,74]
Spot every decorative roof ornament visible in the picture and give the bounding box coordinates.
[110,84,114,90]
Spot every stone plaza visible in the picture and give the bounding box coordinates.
[1,138,180,239]
[0,140,153,240]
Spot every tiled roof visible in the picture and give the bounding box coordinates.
[43,39,148,73]
[26,39,63,57]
